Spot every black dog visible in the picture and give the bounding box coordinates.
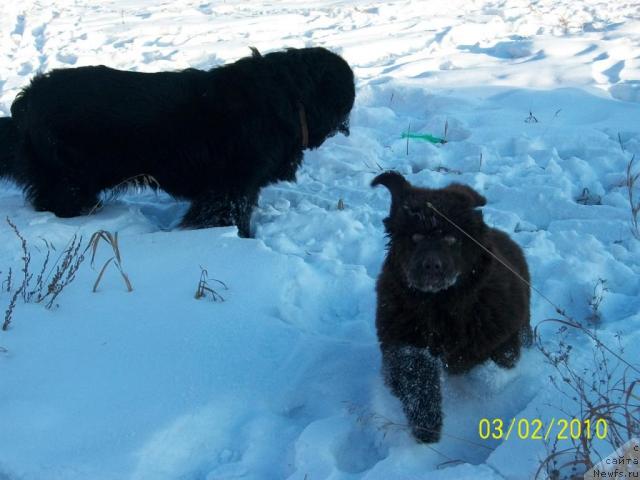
[372,171,531,443]
[0,47,355,237]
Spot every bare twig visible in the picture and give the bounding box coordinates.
[2,219,87,329]
[525,109,539,123]
[625,154,639,240]
[194,267,227,302]
[89,230,133,292]
[2,285,23,331]
[535,318,640,479]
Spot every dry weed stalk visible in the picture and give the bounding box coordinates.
[535,317,639,479]
[44,235,85,308]
[3,286,23,331]
[344,401,490,469]
[618,134,639,240]
[3,267,12,292]
[194,267,227,302]
[525,109,540,123]
[88,230,133,293]
[6,218,32,302]
[2,223,136,330]
[586,278,608,323]
[625,154,639,240]
[101,173,161,206]
[406,121,411,156]
[2,218,87,330]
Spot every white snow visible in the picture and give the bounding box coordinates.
[1,1,639,479]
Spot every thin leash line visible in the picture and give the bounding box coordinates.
[425,201,640,375]
[424,444,459,464]
[354,406,495,453]
[400,420,495,451]
[376,417,494,453]
[425,201,558,311]
[435,430,494,451]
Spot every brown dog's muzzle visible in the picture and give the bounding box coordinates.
[405,249,459,293]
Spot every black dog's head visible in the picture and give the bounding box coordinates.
[296,47,354,143]
[372,171,487,294]
[263,47,355,148]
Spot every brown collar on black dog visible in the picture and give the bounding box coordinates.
[298,103,309,148]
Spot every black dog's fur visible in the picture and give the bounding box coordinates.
[0,47,355,236]
[372,171,531,443]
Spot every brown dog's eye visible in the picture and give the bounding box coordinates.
[412,233,425,243]
[444,235,457,245]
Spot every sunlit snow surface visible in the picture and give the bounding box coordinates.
[0,1,639,479]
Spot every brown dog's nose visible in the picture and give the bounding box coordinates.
[422,254,443,273]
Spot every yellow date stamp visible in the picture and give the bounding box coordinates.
[478,418,608,441]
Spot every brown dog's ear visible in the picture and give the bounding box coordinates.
[372,171,412,233]
[371,171,411,199]
[446,183,486,208]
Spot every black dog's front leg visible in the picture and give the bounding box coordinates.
[381,344,443,443]
[181,190,258,238]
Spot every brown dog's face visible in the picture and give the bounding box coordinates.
[372,172,487,293]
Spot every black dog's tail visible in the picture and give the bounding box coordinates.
[0,117,19,180]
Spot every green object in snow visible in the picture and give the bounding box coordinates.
[401,132,447,144]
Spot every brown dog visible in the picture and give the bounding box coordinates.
[372,171,531,443]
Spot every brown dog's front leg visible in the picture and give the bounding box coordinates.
[381,344,443,443]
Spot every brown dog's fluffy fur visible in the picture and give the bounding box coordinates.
[372,171,531,443]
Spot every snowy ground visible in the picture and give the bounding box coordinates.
[0,1,639,479]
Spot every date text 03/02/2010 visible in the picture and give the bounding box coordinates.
[478,418,608,441]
